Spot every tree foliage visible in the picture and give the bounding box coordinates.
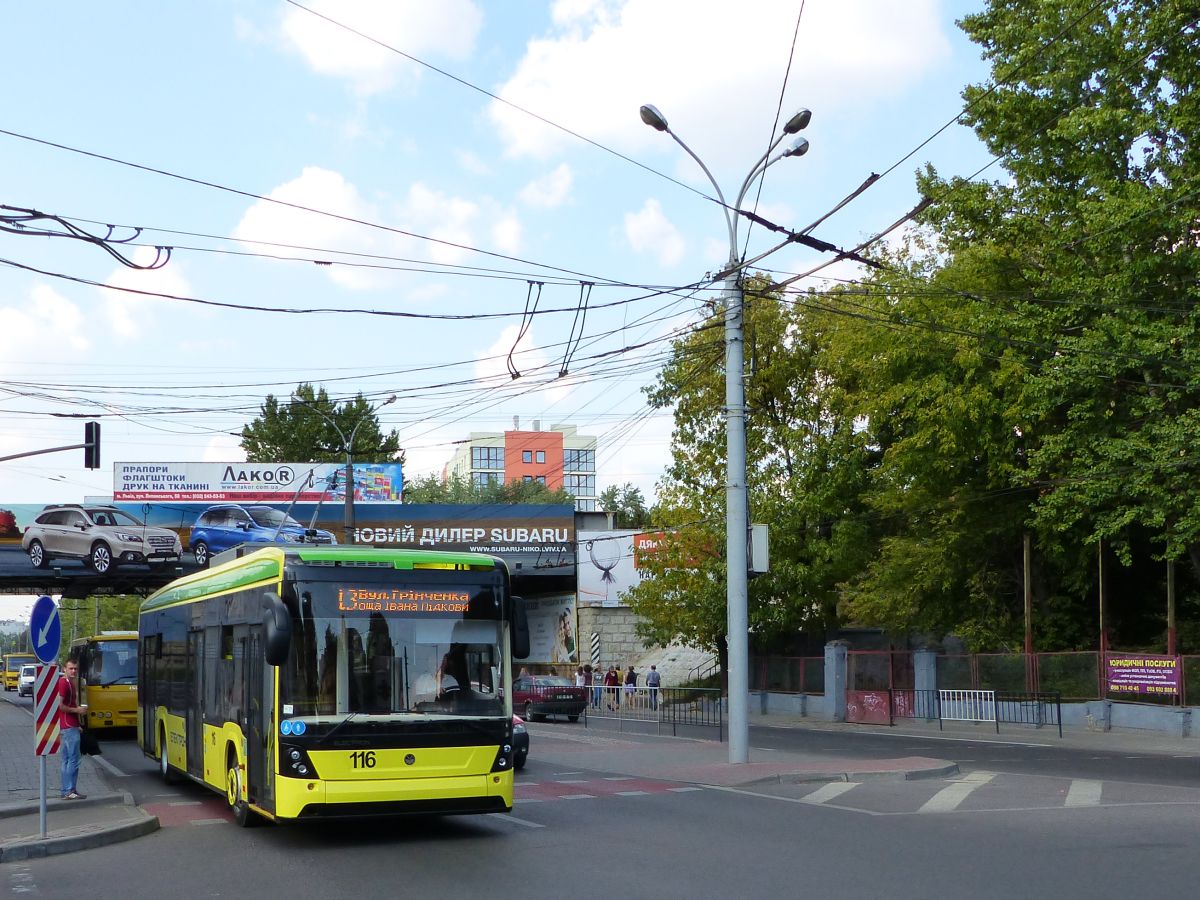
[241,384,403,465]
[403,472,574,505]
[633,0,1200,652]
[597,483,651,528]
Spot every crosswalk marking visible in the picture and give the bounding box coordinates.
[802,782,861,805]
[918,771,995,813]
[1065,779,1102,807]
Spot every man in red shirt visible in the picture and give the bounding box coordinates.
[56,659,88,799]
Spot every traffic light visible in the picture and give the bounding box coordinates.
[84,421,101,469]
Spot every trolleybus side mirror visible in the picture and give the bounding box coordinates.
[512,595,530,660]
[264,594,292,667]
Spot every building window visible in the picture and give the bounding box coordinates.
[522,450,532,464]
[536,450,545,463]
[472,472,501,487]
[564,449,595,472]
[472,446,504,469]
[537,475,546,485]
[523,475,533,482]
[563,474,595,495]
[575,498,596,512]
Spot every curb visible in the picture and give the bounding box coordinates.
[0,790,129,820]
[737,762,960,786]
[0,793,160,863]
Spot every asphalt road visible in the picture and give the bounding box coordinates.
[743,720,1200,788]
[4,712,1198,898]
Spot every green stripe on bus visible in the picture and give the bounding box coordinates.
[294,547,501,570]
[141,554,283,612]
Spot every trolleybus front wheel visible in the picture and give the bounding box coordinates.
[226,749,257,827]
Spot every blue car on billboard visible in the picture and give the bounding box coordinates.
[188,504,336,567]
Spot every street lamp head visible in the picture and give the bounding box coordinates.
[382,395,397,408]
[783,108,812,134]
[783,136,810,158]
[639,104,669,132]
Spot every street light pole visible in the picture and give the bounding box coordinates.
[294,395,396,545]
[640,104,810,764]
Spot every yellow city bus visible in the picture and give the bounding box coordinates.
[137,545,530,826]
[71,632,139,729]
[3,652,37,691]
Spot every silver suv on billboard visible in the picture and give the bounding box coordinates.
[21,504,183,574]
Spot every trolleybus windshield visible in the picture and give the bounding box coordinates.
[281,579,506,728]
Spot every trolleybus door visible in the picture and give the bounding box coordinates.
[244,627,270,809]
[186,630,204,777]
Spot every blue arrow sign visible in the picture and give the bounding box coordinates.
[29,595,61,665]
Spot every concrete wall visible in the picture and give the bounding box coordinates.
[576,605,646,671]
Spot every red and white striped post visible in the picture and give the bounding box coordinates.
[33,665,61,837]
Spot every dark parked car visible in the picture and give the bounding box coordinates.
[512,715,528,770]
[188,504,335,566]
[512,675,587,723]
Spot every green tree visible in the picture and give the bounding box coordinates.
[403,472,573,505]
[597,483,650,528]
[241,384,403,465]
[625,277,878,668]
[824,0,1200,647]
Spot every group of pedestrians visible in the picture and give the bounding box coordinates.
[576,662,662,711]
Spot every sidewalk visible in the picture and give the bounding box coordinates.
[746,709,1200,757]
[0,696,158,863]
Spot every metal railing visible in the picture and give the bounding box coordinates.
[584,686,724,739]
[876,688,1062,737]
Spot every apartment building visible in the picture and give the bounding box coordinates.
[443,418,598,511]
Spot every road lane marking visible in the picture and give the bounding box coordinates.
[802,782,861,805]
[1065,779,1102,807]
[918,771,995,813]
[488,812,544,828]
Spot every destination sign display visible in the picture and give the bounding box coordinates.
[336,587,472,614]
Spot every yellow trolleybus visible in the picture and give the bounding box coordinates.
[3,652,37,691]
[137,545,530,826]
[71,632,139,729]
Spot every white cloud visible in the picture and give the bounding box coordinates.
[477,325,571,405]
[624,199,685,267]
[519,163,573,208]
[456,150,492,176]
[234,168,522,286]
[492,214,523,254]
[201,433,246,464]
[490,0,951,163]
[0,284,89,375]
[281,0,482,95]
[233,166,387,290]
[403,183,480,266]
[101,247,193,340]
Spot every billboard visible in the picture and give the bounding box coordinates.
[578,530,639,607]
[113,461,403,503]
[0,500,575,600]
[1106,654,1180,697]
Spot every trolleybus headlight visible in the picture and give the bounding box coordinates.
[280,742,317,779]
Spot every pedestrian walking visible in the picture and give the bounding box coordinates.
[646,664,661,710]
[56,658,88,800]
[624,665,638,708]
[603,664,620,710]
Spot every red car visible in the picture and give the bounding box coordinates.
[512,675,587,723]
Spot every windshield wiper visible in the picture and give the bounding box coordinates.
[318,712,360,745]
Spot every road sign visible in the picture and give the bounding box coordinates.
[28,595,61,665]
[34,665,61,757]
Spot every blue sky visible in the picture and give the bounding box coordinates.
[0,0,995,517]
